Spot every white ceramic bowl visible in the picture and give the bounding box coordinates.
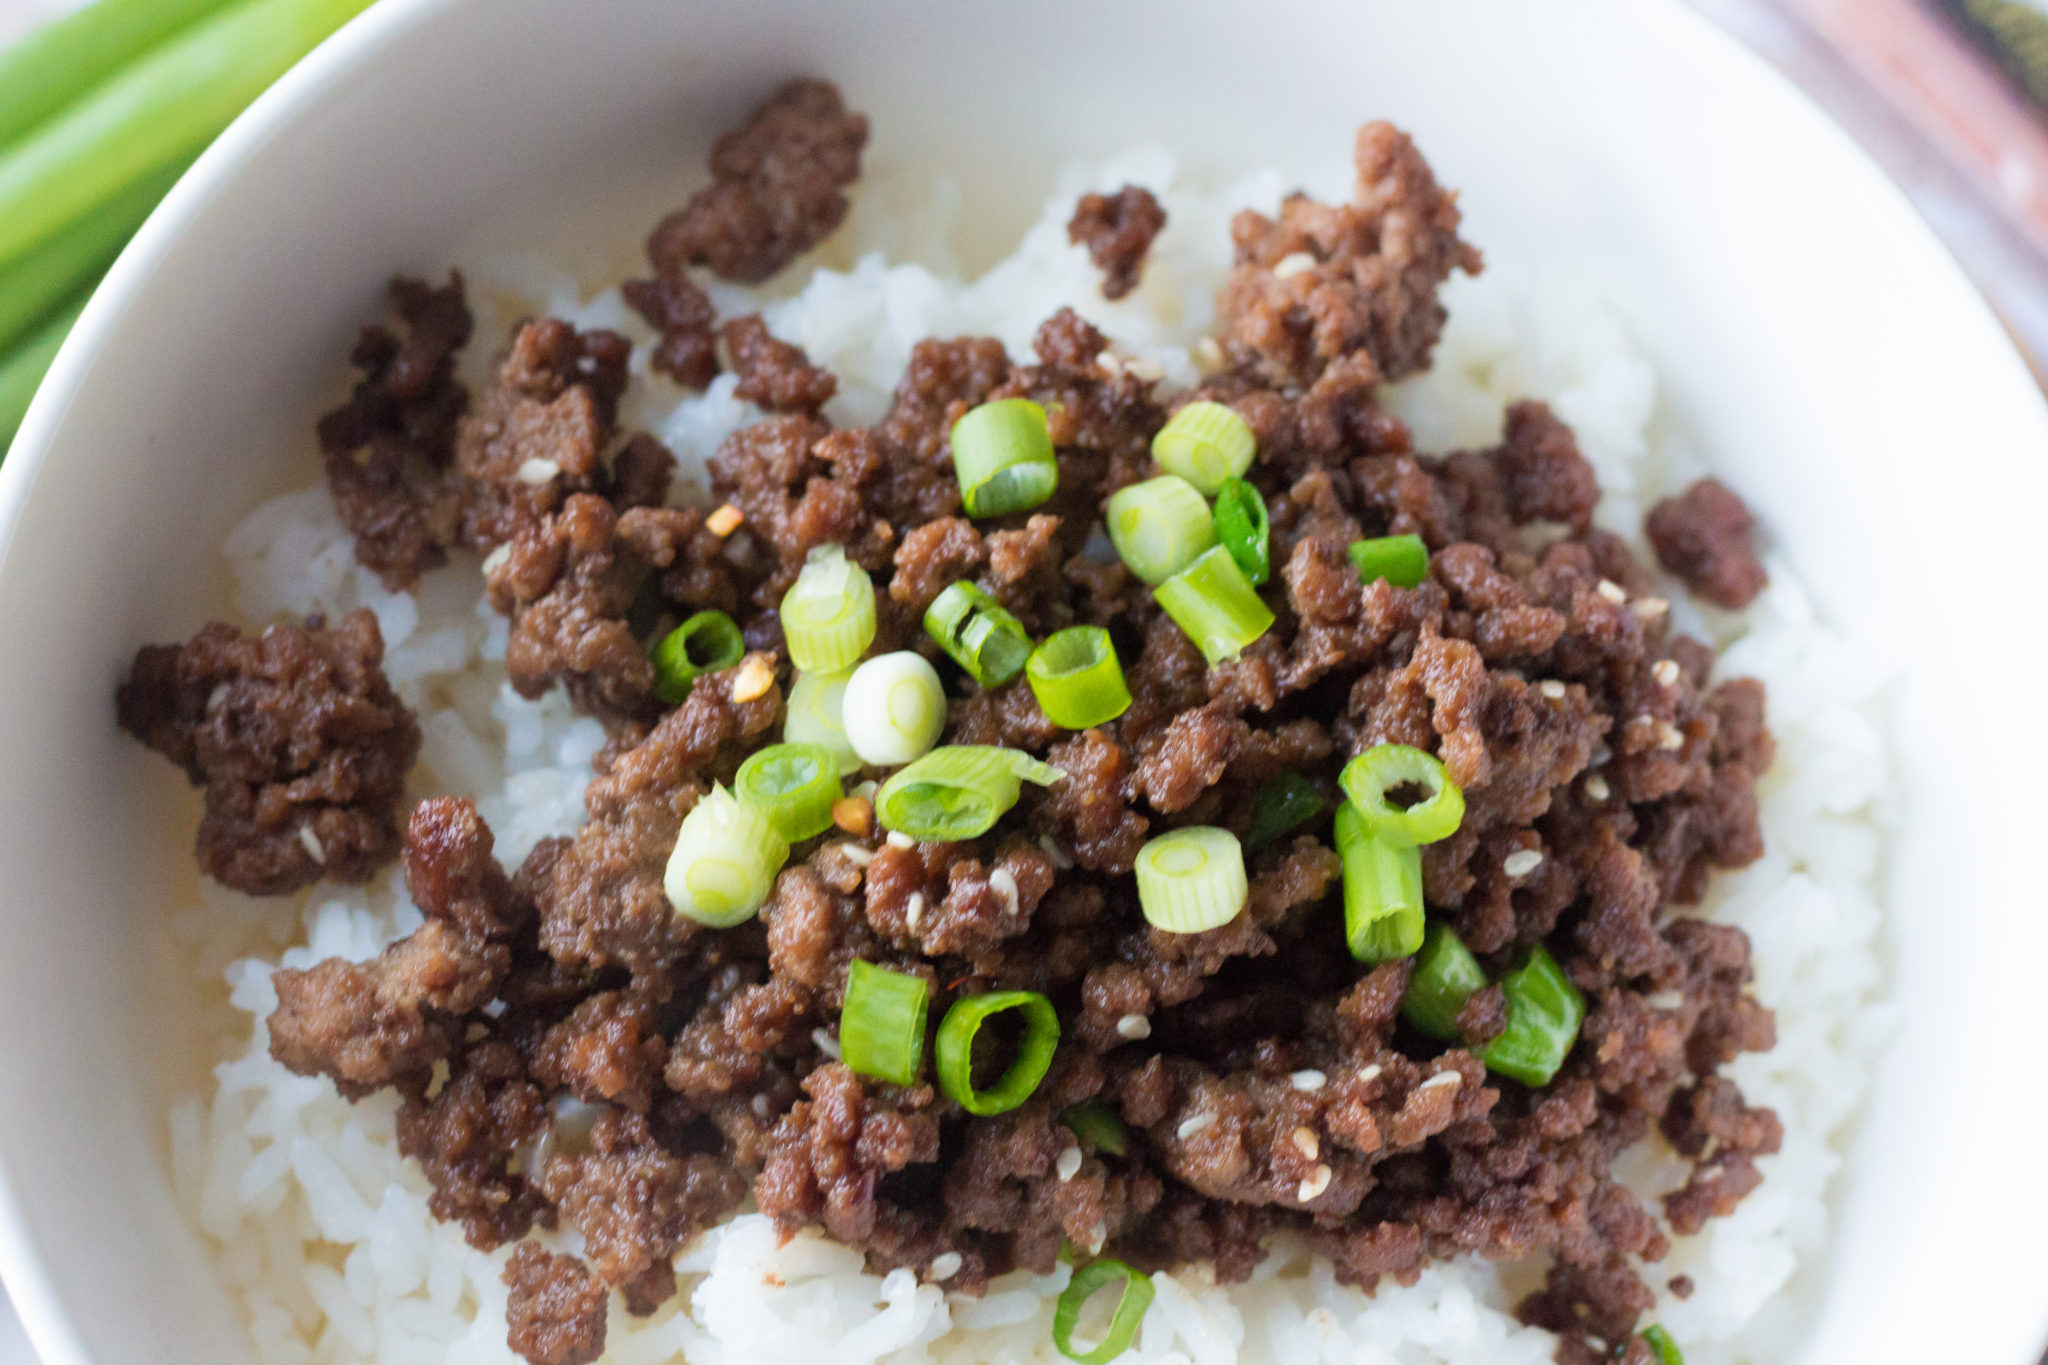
[4,0,2047,1361]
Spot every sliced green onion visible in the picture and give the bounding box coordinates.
[1480,944,1586,1087]
[0,157,188,358]
[1135,826,1247,934]
[735,742,843,842]
[0,0,238,148]
[1060,1101,1129,1157]
[1026,627,1132,729]
[1339,743,1465,846]
[1641,1325,1684,1365]
[924,580,1032,688]
[0,0,373,265]
[952,397,1058,518]
[1243,772,1324,851]
[1105,474,1215,585]
[1151,400,1255,495]
[1211,476,1270,586]
[1336,803,1424,963]
[1153,544,1274,665]
[935,990,1061,1115]
[875,745,1066,842]
[841,959,929,1087]
[663,784,790,928]
[650,609,744,704]
[1349,534,1429,589]
[1053,1260,1155,1365]
[780,545,877,673]
[1400,922,1487,1041]
[843,651,947,766]
[785,668,861,774]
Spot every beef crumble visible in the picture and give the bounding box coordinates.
[1068,184,1167,301]
[116,610,418,895]
[120,84,1788,1365]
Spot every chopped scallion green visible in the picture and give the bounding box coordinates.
[1336,803,1425,963]
[735,742,843,842]
[935,990,1060,1115]
[1211,476,1270,585]
[1400,922,1487,1041]
[952,397,1058,518]
[1135,826,1247,934]
[841,959,929,1087]
[1348,534,1429,589]
[1243,772,1324,851]
[1105,474,1215,585]
[663,784,789,928]
[1026,626,1132,729]
[1052,1259,1155,1365]
[1153,544,1274,665]
[780,545,876,673]
[1480,944,1585,1087]
[874,745,1066,842]
[1060,1101,1130,1157]
[1151,400,1255,494]
[650,609,744,704]
[1339,743,1464,846]
[924,580,1033,688]
[784,668,861,774]
[1641,1325,1684,1365]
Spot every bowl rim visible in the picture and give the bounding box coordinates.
[4,0,2048,1362]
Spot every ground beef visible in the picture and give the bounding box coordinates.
[318,274,474,587]
[648,79,868,284]
[1067,184,1166,300]
[503,1244,607,1365]
[116,609,418,895]
[1645,477,1769,609]
[231,104,1784,1365]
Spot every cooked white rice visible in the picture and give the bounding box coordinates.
[164,149,1891,1365]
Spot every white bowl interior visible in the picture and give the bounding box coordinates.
[2,0,2046,1361]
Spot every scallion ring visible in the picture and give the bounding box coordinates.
[841,959,930,1087]
[1349,533,1429,589]
[1026,626,1132,729]
[784,667,861,774]
[1211,476,1270,586]
[1060,1101,1129,1157]
[924,580,1033,688]
[780,544,877,673]
[1134,825,1247,934]
[952,397,1059,518]
[1336,802,1425,963]
[843,651,947,766]
[650,609,745,704]
[935,989,1061,1115]
[874,745,1066,842]
[1105,474,1215,585]
[1151,400,1255,495]
[663,784,790,928]
[735,742,843,843]
[1339,743,1465,845]
[1152,544,1275,665]
[1052,1259,1155,1365]
[1243,772,1324,851]
[1399,922,1487,1041]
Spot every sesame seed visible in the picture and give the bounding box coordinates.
[1645,990,1684,1010]
[481,543,512,575]
[1584,774,1611,802]
[1094,350,1125,379]
[1697,1165,1725,1183]
[1116,1013,1152,1041]
[1419,1070,1463,1092]
[751,1093,772,1119]
[1354,1063,1383,1084]
[1085,1221,1108,1254]
[1631,596,1669,620]
[1538,680,1567,700]
[1503,849,1544,879]
[298,825,326,864]
[1656,719,1685,750]
[1596,579,1627,605]
[905,892,926,931]
[853,780,879,800]
[811,1028,842,1061]
[1273,251,1317,279]
[989,867,1020,915]
[515,457,562,487]
[706,503,744,537]
[833,842,874,869]
[1290,1069,1326,1092]
[730,653,775,702]
[1176,1113,1216,1140]
[1297,1164,1333,1201]
[1127,356,1165,383]
[1056,1146,1083,1182]
[1037,834,1076,870]
[833,797,873,836]
[1291,1127,1320,1160]
[887,831,915,850]
[1195,337,1226,370]
[1652,659,1681,688]
[929,1252,963,1281]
